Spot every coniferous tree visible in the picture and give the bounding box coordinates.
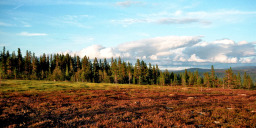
[182,69,188,86]
[31,53,38,79]
[243,72,248,89]
[155,64,160,85]
[92,57,99,83]
[246,75,254,89]
[6,51,12,78]
[236,72,242,89]
[224,67,234,89]
[133,59,141,84]
[188,72,194,86]
[1,47,256,89]
[1,47,7,78]
[152,65,156,84]
[173,73,178,86]
[17,48,23,76]
[159,72,165,86]
[127,62,133,84]
[164,69,170,85]
[204,72,210,87]
[210,65,216,87]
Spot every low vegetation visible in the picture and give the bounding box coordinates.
[1,80,256,127]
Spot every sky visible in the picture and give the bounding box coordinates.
[0,0,256,70]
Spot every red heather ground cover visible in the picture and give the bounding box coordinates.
[1,87,256,127]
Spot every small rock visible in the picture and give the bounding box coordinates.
[169,94,176,97]
[238,94,247,96]
[197,125,204,127]
[166,107,174,110]
[198,112,205,115]
[134,101,140,104]
[187,97,194,100]
[182,87,188,90]
[227,107,233,110]
[214,121,220,124]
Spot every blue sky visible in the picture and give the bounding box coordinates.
[0,0,256,70]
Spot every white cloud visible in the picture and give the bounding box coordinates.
[239,57,253,63]
[113,9,256,27]
[18,32,48,36]
[156,18,200,24]
[211,54,237,63]
[52,15,92,29]
[116,1,141,7]
[188,54,206,62]
[0,21,13,27]
[74,45,115,59]
[62,36,256,69]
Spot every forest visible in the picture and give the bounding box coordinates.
[0,47,254,89]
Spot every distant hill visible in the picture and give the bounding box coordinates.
[171,66,256,82]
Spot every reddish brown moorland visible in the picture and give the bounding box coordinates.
[1,83,256,127]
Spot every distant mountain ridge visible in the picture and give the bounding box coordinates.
[171,66,256,82]
[172,66,256,73]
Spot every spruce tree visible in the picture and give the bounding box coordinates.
[127,62,133,84]
[93,57,99,83]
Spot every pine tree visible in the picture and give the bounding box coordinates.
[1,47,7,78]
[236,72,242,89]
[188,72,194,86]
[102,58,110,83]
[6,52,12,78]
[140,60,148,84]
[148,63,153,84]
[152,65,156,84]
[224,67,234,89]
[65,64,69,80]
[204,72,210,87]
[155,64,160,85]
[182,69,188,86]
[164,69,170,85]
[210,65,216,87]
[134,59,141,84]
[31,53,38,79]
[159,72,165,86]
[246,75,254,89]
[173,73,178,86]
[52,65,63,81]
[111,58,118,84]
[93,57,99,83]
[127,62,133,84]
[17,48,23,76]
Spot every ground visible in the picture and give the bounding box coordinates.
[0,80,256,127]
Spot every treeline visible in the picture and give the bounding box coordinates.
[0,47,254,89]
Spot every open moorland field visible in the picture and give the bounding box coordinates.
[0,80,256,127]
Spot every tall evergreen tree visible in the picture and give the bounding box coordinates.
[92,57,99,83]
[127,62,133,84]
[17,48,23,76]
[148,63,153,84]
[111,58,118,84]
[210,65,216,87]
[204,72,210,87]
[224,67,234,89]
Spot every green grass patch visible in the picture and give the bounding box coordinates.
[0,80,161,93]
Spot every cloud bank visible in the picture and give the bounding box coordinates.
[61,36,256,69]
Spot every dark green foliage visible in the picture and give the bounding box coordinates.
[0,47,254,89]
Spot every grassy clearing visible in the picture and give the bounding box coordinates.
[0,79,167,93]
[0,80,236,96]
